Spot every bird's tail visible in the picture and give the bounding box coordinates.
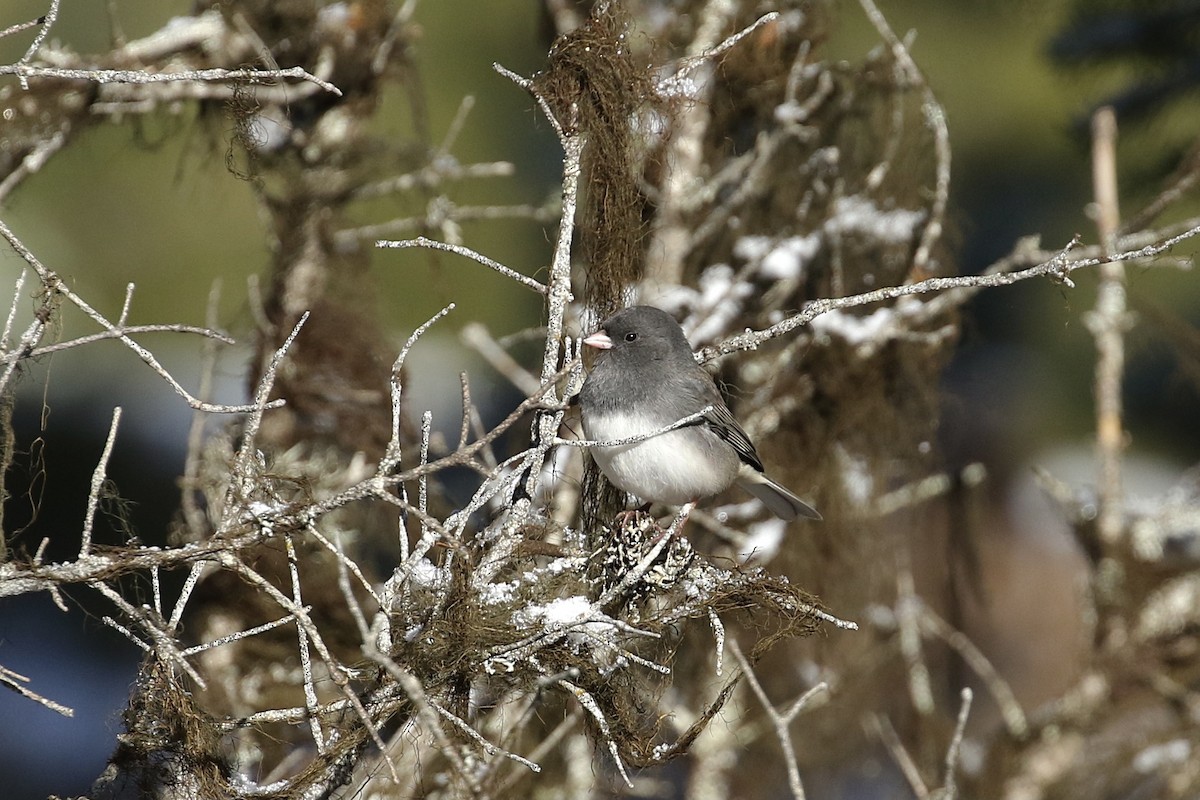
[737,471,822,522]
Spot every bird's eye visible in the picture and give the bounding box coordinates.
[624,332,638,342]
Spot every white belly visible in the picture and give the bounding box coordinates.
[583,410,737,505]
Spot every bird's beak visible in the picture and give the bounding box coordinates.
[583,330,613,350]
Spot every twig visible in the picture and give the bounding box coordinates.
[0,662,73,717]
[557,405,714,449]
[1087,106,1128,547]
[646,2,740,289]
[560,679,633,789]
[361,645,471,790]
[343,201,558,245]
[539,135,583,386]
[0,323,235,365]
[2,64,342,96]
[0,270,25,351]
[495,710,580,796]
[16,0,59,89]
[0,17,45,42]
[0,128,68,204]
[941,688,974,800]
[180,280,226,538]
[167,562,205,635]
[857,0,950,278]
[419,410,432,541]
[918,604,1027,738]
[428,697,542,774]
[492,62,585,503]
[709,608,725,677]
[696,225,1200,363]
[0,218,269,413]
[79,407,122,556]
[728,638,828,800]
[353,160,514,201]
[494,62,564,141]
[307,523,382,608]
[436,95,475,158]
[896,550,935,716]
[383,303,454,472]
[218,550,403,784]
[461,322,541,397]
[181,613,296,656]
[871,464,987,518]
[870,713,928,798]
[332,530,373,646]
[799,605,859,631]
[99,615,150,652]
[0,315,46,398]
[226,312,308,512]
[284,536,325,752]
[376,237,547,294]
[91,580,207,687]
[667,11,780,89]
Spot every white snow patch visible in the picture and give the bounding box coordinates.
[735,234,820,281]
[407,559,447,590]
[246,501,283,517]
[733,235,772,262]
[316,2,351,28]
[1133,739,1190,773]
[650,285,701,318]
[522,557,587,583]
[479,580,518,605]
[541,596,594,625]
[835,445,873,507]
[825,195,925,243]
[739,518,787,563]
[810,307,895,345]
[658,75,702,100]
[683,265,754,344]
[514,596,594,630]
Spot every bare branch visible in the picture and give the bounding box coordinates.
[79,407,122,557]
[376,237,547,294]
[3,63,342,96]
[941,688,974,800]
[0,218,270,413]
[1087,106,1129,548]
[15,0,59,89]
[698,225,1200,363]
[0,662,73,717]
[857,0,950,277]
[729,638,828,800]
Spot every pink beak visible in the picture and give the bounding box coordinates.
[583,330,613,350]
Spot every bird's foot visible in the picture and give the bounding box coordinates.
[614,503,653,528]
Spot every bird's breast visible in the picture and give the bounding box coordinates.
[582,409,738,505]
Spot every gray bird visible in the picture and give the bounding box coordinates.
[579,305,820,522]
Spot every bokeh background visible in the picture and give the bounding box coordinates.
[0,1,1197,796]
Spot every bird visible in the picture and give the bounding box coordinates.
[578,305,820,522]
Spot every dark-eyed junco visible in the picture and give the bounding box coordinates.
[579,305,820,522]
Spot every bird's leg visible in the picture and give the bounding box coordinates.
[647,501,694,545]
[614,502,652,527]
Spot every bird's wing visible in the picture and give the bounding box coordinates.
[702,401,765,472]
